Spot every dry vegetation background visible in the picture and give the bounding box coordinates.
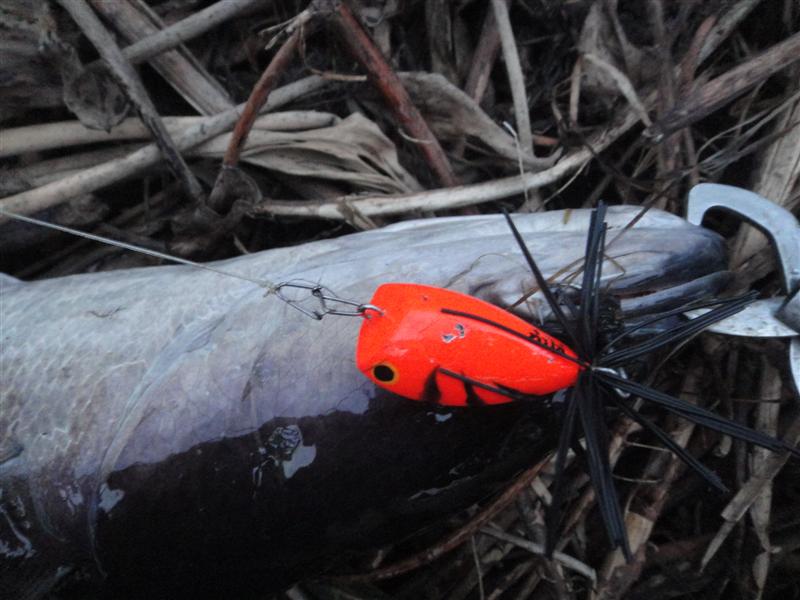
[1,1,799,599]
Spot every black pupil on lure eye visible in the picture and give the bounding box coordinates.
[373,365,395,382]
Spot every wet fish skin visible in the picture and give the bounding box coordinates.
[0,207,726,597]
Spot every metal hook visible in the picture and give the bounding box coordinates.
[592,366,630,398]
[273,281,383,320]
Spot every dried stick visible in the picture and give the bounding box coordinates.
[261,0,759,219]
[88,0,233,115]
[0,112,337,158]
[678,16,717,90]
[731,93,800,268]
[13,146,135,186]
[479,526,596,581]
[747,359,781,599]
[464,5,501,103]
[425,0,457,83]
[569,57,583,126]
[222,28,304,167]
[118,0,263,65]
[254,107,639,218]
[261,0,763,223]
[582,53,653,128]
[57,0,204,201]
[491,0,532,154]
[650,30,800,139]
[647,0,680,209]
[0,76,326,222]
[695,0,762,66]
[330,2,457,187]
[332,457,548,583]
[700,383,800,569]
[16,182,181,279]
[678,15,716,187]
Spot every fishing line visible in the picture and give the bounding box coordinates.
[0,207,377,319]
[0,207,277,290]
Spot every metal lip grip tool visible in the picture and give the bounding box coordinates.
[686,183,800,394]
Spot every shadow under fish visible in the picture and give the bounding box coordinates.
[0,207,732,598]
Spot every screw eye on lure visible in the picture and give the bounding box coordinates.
[355,203,799,560]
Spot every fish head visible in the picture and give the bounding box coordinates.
[392,207,731,322]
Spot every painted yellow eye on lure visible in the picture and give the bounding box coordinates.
[356,283,582,406]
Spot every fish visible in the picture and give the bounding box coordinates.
[0,206,734,598]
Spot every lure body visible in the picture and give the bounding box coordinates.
[356,283,580,405]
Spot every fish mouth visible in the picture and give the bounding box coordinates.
[615,270,733,317]
[474,268,733,323]
[435,209,730,323]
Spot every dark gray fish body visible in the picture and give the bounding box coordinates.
[0,207,727,597]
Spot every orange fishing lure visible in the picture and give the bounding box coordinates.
[356,283,582,406]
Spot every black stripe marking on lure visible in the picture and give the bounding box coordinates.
[438,368,528,403]
[440,308,587,369]
[463,381,486,407]
[421,369,442,405]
